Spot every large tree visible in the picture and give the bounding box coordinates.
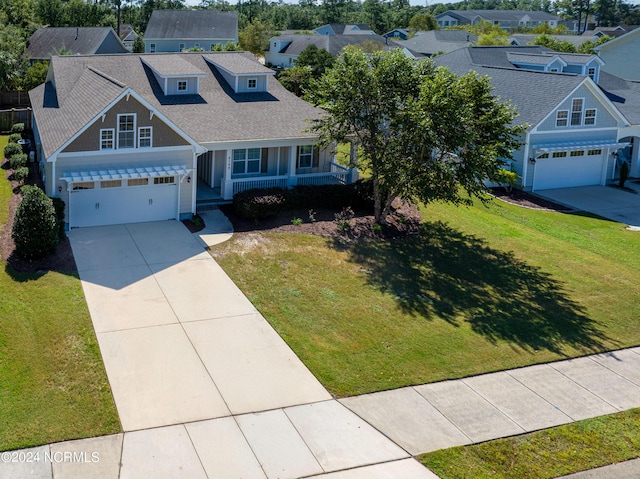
[307,48,525,223]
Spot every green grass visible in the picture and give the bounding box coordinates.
[210,198,640,397]
[420,408,640,479]
[0,136,120,451]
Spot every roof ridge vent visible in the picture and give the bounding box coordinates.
[87,66,126,88]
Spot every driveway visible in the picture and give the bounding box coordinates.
[536,184,640,229]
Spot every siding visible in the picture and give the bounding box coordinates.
[62,96,189,153]
[536,83,619,132]
[144,39,236,53]
[598,32,640,81]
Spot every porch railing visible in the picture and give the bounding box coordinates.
[330,161,349,172]
[297,171,348,186]
[232,176,289,195]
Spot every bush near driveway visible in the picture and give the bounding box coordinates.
[12,185,59,258]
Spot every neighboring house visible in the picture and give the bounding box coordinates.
[594,27,640,80]
[118,24,139,51]
[395,30,477,57]
[26,27,129,61]
[265,34,416,68]
[143,10,238,53]
[435,10,560,30]
[508,33,596,49]
[314,24,375,35]
[383,28,409,40]
[434,46,639,191]
[582,25,640,37]
[29,52,357,229]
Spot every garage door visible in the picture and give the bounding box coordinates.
[69,179,178,228]
[533,150,604,190]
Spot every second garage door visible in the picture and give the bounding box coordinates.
[533,150,605,191]
[69,178,178,228]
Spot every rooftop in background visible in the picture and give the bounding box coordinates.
[144,9,238,41]
[396,30,478,56]
[26,27,129,61]
[314,24,375,35]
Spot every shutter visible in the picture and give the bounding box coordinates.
[261,148,269,173]
[312,146,320,168]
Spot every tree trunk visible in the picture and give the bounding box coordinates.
[372,175,383,224]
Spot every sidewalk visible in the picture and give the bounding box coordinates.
[2,212,640,478]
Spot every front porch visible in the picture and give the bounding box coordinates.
[196,143,359,201]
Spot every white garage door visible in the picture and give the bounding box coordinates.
[69,180,178,228]
[533,150,604,190]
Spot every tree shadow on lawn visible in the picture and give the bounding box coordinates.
[338,221,612,355]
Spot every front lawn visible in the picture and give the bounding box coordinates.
[210,198,640,397]
[420,408,640,479]
[0,137,120,451]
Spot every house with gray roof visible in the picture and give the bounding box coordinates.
[508,33,596,49]
[436,10,560,31]
[29,52,356,228]
[395,30,477,56]
[314,24,375,35]
[265,34,415,68]
[143,10,238,53]
[594,27,640,81]
[434,46,639,191]
[26,27,129,61]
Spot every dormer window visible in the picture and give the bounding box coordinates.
[179,43,185,52]
[588,67,596,80]
[247,78,257,89]
[204,54,275,94]
[178,80,188,91]
[141,56,206,96]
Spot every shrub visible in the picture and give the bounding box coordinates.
[13,167,29,183]
[8,133,22,143]
[51,197,66,237]
[11,123,25,134]
[233,188,288,220]
[491,168,520,193]
[9,153,28,170]
[12,185,59,259]
[619,161,629,188]
[4,142,22,159]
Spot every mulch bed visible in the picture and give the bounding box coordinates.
[1,160,77,274]
[490,187,573,211]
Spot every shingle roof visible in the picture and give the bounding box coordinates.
[508,33,596,48]
[433,47,586,127]
[317,24,372,34]
[144,10,238,40]
[506,52,558,64]
[273,34,403,56]
[29,52,322,159]
[438,9,559,22]
[396,30,477,55]
[26,27,129,60]
[141,55,207,76]
[598,72,640,125]
[205,54,273,75]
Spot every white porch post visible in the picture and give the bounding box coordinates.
[222,149,234,199]
[632,137,640,177]
[348,140,359,184]
[288,145,298,188]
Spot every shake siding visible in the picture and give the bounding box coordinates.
[599,33,640,81]
[536,84,618,131]
[62,96,188,153]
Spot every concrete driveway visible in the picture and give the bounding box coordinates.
[537,184,640,229]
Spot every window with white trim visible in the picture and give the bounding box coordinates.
[552,151,567,158]
[128,178,149,186]
[138,127,152,148]
[584,108,596,125]
[154,176,175,184]
[297,145,313,168]
[177,80,188,92]
[587,67,596,80]
[118,114,135,148]
[588,149,602,155]
[194,43,200,49]
[149,43,156,53]
[232,148,261,175]
[100,129,114,150]
[550,68,559,72]
[556,110,568,127]
[570,98,584,126]
[73,182,95,190]
[247,78,257,89]
[570,150,585,157]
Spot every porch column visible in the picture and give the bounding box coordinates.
[288,145,298,187]
[632,138,640,177]
[222,149,234,199]
[347,140,359,184]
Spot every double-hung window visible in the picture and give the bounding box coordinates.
[556,110,568,127]
[297,145,313,168]
[118,114,135,148]
[584,108,596,125]
[100,129,114,150]
[138,127,152,148]
[570,98,583,126]
[232,148,261,175]
[587,67,596,80]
